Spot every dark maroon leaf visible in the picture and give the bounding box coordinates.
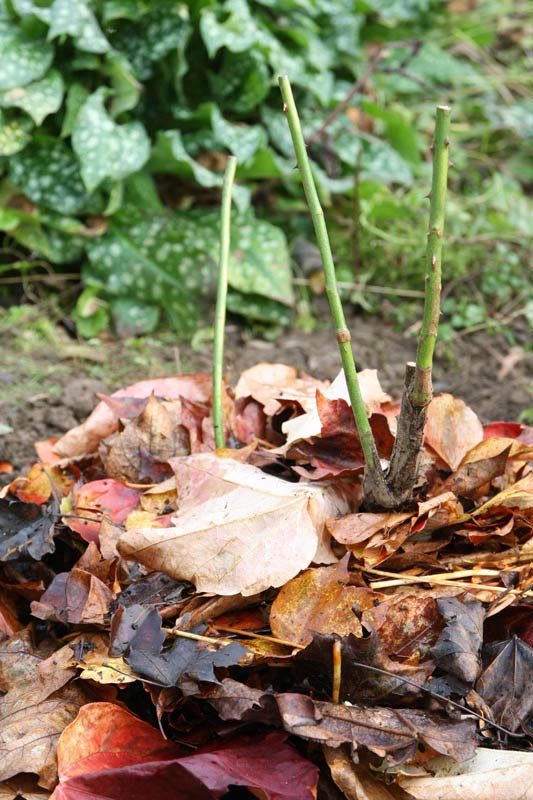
[431,596,484,684]
[179,731,318,800]
[109,604,166,658]
[476,636,533,732]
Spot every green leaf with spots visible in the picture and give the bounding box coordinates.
[229,212,294,306]
[227,291,293,325]
[149,129,250,210]
[83,206,292,333]
[210,106,266,165]
[200,0,260,58]
[108,2,191,80]
[0,69,63,125]
[0,109,32,154]
[0,20,54,90]
[72,88,150,192]
[111,298,160,337]
[9,217,86,263]
[47,0,110,54]
[208,50,270,113]
[9,137,97,215]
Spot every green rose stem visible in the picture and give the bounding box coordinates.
[278,75,395,507]
[384,106,451,507]
[213,155,237,449]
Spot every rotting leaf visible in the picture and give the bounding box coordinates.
[276,692,477,767]
[431,596,484,685]
[476,636,533,732]
[0,629,102,788]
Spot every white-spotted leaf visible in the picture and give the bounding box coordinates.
[72,89,150,192]
[47,0,110,53]
[0,20,54,90]
[0,69,63,125]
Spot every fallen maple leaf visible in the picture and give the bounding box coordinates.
[476,636,533,732]
[118,454,355,595]
[51,702,318,800]
[425,395,484,471]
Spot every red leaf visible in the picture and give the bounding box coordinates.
[65,479,140,543]
[51,703,318,800]
[483,421,524,440]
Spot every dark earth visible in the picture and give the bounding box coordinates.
[1,308,531,475]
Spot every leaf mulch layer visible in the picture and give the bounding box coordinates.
[1,362,533,800]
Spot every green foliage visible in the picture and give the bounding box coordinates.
[0,0,530,337]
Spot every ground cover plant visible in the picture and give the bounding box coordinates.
[0,0,531,338]
[0,82,532,799]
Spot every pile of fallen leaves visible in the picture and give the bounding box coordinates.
[1,363,532,800]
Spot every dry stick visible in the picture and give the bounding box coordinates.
[212,155,237,449]
[279,75,396,507]
[377,106,451,508]
[332,640,342,704]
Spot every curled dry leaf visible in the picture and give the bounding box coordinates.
[323,746,410,800]
[234,362,329,416]
[431,596,484,685]
[53,374,212,459]
[118,454,355,596]
[425,394,484,471]
[282,368,391,446]
[277,693,477,766]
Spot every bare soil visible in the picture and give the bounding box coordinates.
[1,310,531,474]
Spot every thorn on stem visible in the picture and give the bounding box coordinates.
[448,160,455,167]
[282,103,288,112]
[445,136,450,147]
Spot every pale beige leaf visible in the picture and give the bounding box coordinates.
[234,362,329,416]
[118,454,353,596]
[425,395,484,471]
[397,748,533,800]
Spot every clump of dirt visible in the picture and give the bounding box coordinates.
[1,312,531,474]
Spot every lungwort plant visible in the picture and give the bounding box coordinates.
[0,0,530,337]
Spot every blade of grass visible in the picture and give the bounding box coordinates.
[213,155,237,449]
